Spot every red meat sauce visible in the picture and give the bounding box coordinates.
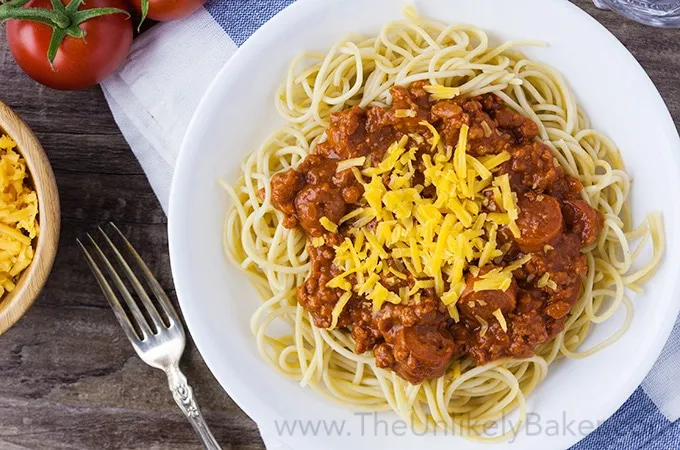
[270,82,604,384]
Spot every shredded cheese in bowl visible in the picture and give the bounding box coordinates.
[0,134,39,299]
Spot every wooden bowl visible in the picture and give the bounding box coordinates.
[0,100,60,336]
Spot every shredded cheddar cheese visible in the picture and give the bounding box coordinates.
[394,109,416,118]
[424,85,461,100]
[336,157,366,173]
[480,151,511,171]
[319,216,338,233]
[493,308,508,332]
[330,291,352,329]
[474,276,512,292]
[311,237,326,248]
[493,173,520,237]
[477,315,489,337]
[480,121,492,137]
[0,134,38,299]
[324,120,527,317]
[419,121,440,152]
[536,272,550,288]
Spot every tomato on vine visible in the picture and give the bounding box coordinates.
[129,0,207,23]
[1,0,132,90]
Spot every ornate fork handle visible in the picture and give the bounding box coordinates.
[167,365,221,450]
[80,226,222,449]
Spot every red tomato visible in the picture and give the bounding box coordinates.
[129,0,207,22]
[5,0,133,91]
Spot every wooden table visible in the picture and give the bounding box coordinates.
[0,1,678,449]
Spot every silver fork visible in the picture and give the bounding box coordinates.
[77,223,221,450]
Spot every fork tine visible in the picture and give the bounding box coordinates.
[77,239,143,344]
[109,223,183,330]
[98,226,166,332]
[86,233,154,339]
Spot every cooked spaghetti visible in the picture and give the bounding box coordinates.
[222,9,664,441]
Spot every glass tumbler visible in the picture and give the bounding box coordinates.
[593,0,680,27]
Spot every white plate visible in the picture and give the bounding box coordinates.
[168,0,680,448]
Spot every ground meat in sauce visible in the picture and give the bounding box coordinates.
[271,155,362,236]
[459,272,518,321]
[270,82,604,384]
[296,238,342,329]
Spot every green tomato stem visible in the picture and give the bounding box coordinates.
[65,0,82,14]
[0,6,59,24]
[0,0,30,8]
[49,0,64,12]
[47,27,68,69]
[138,0,148,32]
[0,0,130,65]
[73,7,129,26]
[53,11,70,28]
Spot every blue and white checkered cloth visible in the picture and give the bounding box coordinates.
[101,1,680,448]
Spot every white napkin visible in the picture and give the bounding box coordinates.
[102,8,237,212]
[101,5,680,448]
[101,9,288,449]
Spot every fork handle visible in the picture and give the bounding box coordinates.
[166,365,222,450]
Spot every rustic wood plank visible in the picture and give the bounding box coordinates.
[0,305,263,450]
[0,1,677,449]
[0,24,264,449]
[38,133,145,176]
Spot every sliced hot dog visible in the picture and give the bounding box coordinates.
[515,193,563,253]
[562,199,604,247]
[392,327,457,384]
